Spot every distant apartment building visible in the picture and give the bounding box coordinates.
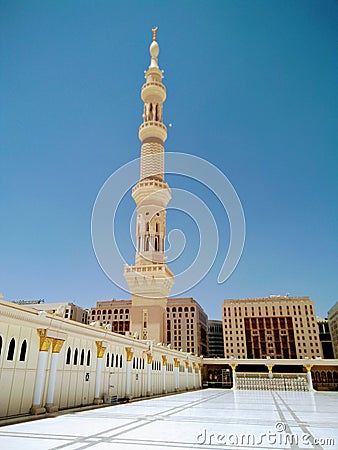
[222,296,322,359]
[328,301,338,358]
[167,298,208,356]
[89,297,208,356]
[89,300,131,334]
[208,320,224,357]
[18,300,89,324]
[317,318,334,359]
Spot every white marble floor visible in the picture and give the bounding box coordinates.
[0,389,337,449]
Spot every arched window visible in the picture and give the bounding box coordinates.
[106,352,110,367]
[73,348,78,365]
[7,338,15,361]
[114,309,118,315]
[120,354,123,368]
[0,336,2,357]
[119,309,123,314]
[154,236,159,251]
[133,357,135,369]
[111,353,115,367]
[115,353,119,367]
[190,306,195,312]
[92,310,96,315]
[108,309,112,314]
[19,340,27,362]
[178,307,182,312]
[172,307,176,313]
[125,309,129,314]
[155,222,159,233]
[66,347,71,365]
[145,236,149,251]
[184,307,189,312]
[80,349,85,365]
[86,349,91,366]
[102,310,106,315]
[146,222,150,232]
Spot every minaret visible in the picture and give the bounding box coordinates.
[124,28,174,343]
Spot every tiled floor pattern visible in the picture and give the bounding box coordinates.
[0,389,337,449]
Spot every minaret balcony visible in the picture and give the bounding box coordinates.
[141,81,166,103]
[139,121,167,142]
[132,179,171,206]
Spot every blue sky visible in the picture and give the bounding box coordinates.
[1,0,337,319]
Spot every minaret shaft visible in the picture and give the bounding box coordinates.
[124,29,174,343]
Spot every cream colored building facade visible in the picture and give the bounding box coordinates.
[223,296,322,359]
[328,301,338,358]
[0,299,202,418]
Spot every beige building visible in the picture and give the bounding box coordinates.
[222,296,322,359]
[21,301,89,324]
[89,300,131,334]
[89,297,208,356]
[328,301,338,358]
[0,298,202,418]
[167,298,208,356]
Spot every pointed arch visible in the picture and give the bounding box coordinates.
[80,349,85,365]
[7,338,15,361]
[73,348,78,365]
[66,347,71,365]
[19,339,27,362]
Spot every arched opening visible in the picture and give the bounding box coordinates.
[86,349,91,366]
[7,338,15,361]
[106,352,110,367]
[66,347,71,365]
[73,348,78,365]
[80,349,85,365]
[19,340,27,362]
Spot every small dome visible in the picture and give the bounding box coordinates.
[150,41,159,58]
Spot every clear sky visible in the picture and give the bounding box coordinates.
[1,0,337,319]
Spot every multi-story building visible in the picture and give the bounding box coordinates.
[167,298,208,356]
[89,297,208,356]
[208,320,224,358]
[16,300,88,324]
[222,296,322,359]
[89,300,131,334]
[328,301,338,358]
[317,318,334,359]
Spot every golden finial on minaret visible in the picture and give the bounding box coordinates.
[152,26,158,41]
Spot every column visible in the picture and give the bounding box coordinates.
[30,329,52,414]
[267,365,273,380]
[185,360,189,391]
[173,358,180,392]
[305,365,314,391]
[198,363,202,388]
[231,364,237,390]
[94,341,106,404]
[45,339,65,413]
[162,355,167,394]
[146,353,152,396]
[125,347,134,400]
[192,362,196,389]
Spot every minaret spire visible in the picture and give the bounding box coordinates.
[124,29,174,344]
